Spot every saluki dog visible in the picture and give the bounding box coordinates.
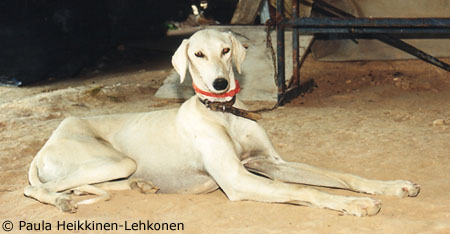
[24,29,420,216]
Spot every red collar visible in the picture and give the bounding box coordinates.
[192,80,240,98]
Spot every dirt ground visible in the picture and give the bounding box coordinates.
[1,45,449,233]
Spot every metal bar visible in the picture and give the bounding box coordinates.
[276,0,286,103]
[307,4,450,35]
[376,34,450,71]
[305,2,450,34]
[291,0,300,88]
[273,0,450,105]
[305,1,450,72]
[286,17,450,28]
[295,27,450,34]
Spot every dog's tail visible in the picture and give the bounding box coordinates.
[27,157,43,186]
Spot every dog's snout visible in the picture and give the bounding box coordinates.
[213,78,229,91]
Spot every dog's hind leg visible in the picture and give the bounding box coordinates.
[73,185,111,205]
[244,157,420,198]
[24,155,136,212]
[93,178,159,194]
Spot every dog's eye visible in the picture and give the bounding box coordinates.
[222,48,230,55]
[195,51,205,58]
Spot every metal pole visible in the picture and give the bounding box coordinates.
[276,0,286,103]
[295,27,450,34]
[376,34,450,72]
[287,17,450,28]
[291,0,300,89]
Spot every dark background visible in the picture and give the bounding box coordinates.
[0,0,239,86]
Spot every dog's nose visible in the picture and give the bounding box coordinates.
[213,78,229,91]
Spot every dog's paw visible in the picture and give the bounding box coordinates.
[55,195,78,213]
[379,180,421,198]
[129,179,159,194]
[341,197,381,217]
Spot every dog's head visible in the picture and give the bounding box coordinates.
[172,29,246,101]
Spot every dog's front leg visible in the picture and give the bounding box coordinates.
[235,121,420,198]
[194,130,381,216]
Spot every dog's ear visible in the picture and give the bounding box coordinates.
[228,32,246,74]
[172,39,189,83]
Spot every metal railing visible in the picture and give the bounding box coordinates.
[275,0,450,104]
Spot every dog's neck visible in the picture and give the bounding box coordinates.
[194,80,262,121]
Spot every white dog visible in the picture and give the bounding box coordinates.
[24,29,420,216]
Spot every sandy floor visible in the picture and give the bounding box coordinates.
[1,50,449,233]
